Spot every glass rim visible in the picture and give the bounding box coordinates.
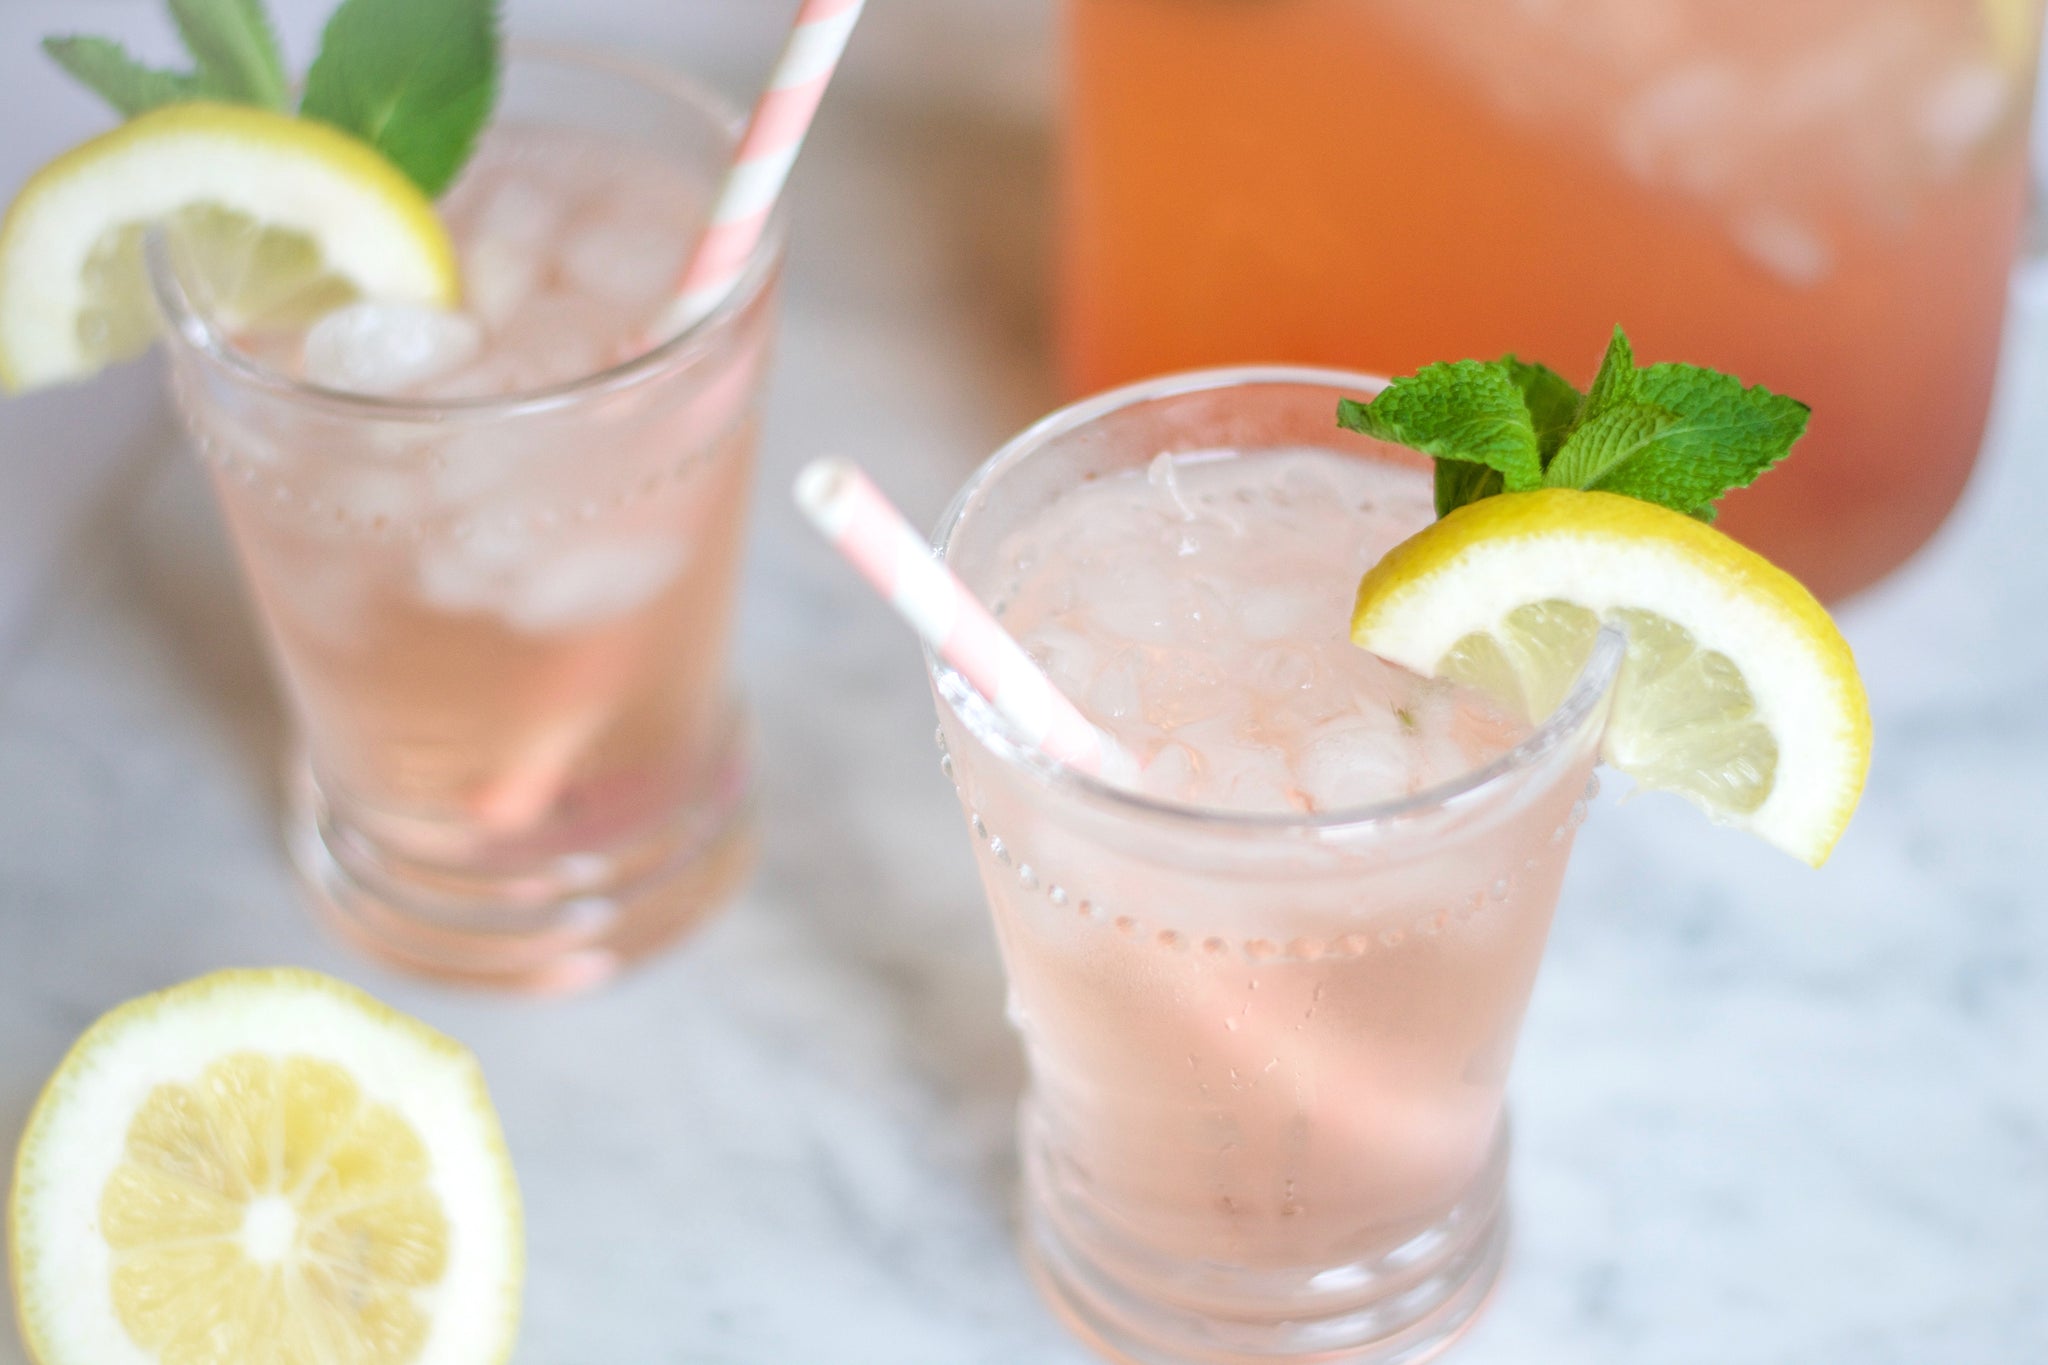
[145,40,788,425]
[926,364,1624,835]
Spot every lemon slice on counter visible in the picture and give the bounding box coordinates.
[1353,488,1871,866]
[0,102,458,392]
[8,968,521,1365]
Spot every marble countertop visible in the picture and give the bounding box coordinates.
[3,3,2047,1362]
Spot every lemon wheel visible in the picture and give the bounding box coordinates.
[0,103,458,391]
[1353,489,1871,865]
[8,968,521,1365]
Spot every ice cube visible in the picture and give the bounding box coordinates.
[1294,715,1413,813]
[1136,647,1227,729]
[1088,649,1144,721]
[462,237,545,329]
[1093,569,1217,644]
[1226,755,1305,814]
[1023,625,1104,700]
[1139,741,1199,803]
[1730,208,1833,287]
[302,303,484,396]
[1146,451,1197,521]
[415,520,530,615]
[1236,587,1317,641]
[427,428,534,505]
[559,209,690,308]
[1172,715,1300,812]
[472,174,566,246]
[500,539,687,634]
[1613,62,1745,195]
[1917,64,2011,165]
[489,292,617,391]
[1249,644,1319,695]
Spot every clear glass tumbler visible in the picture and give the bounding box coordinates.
[929,371,1623,1363]
[151,49,783,992]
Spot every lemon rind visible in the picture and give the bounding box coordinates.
[0,103,458,391]
[8,967,521,1365]
[1354,490,1871,866]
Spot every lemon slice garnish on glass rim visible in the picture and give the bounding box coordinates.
[8,968,522,1365]
[1352,488,1871,866]
[0,101,459,393]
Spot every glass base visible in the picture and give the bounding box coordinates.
[1022,1119,1510,1365]
[284,734,754,994]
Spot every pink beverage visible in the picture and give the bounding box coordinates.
[153,51,783,991]
[1061,0,2044,602]
[930,371,1620,1363]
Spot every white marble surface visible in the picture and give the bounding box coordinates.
[3,3,2048,1363]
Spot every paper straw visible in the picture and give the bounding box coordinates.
[795,458,1141,785]
[648,0,866,343]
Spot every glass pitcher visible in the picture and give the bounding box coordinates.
[1059,0,2045,599]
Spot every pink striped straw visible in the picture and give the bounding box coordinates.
[648,0,866,343]
[795,458,1141,786]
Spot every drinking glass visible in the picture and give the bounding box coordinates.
[929,370,1623,1363]
[1061,0,2047,600]
[151,49,784,992]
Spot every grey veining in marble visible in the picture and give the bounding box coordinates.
[3,2,2048,1363]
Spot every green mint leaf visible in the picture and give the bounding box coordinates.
[1543,402,1682,493]
[168,0,288,109]
[1501,356,1581,466]
[300,0,500,197]
[1340,328,1812,522]
[1592,364,1810,514]
[1434,462,1504,518]
[42,35,213,117]
[1583,326,1637,417]
[1337,361,1544,518]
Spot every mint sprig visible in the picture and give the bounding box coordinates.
[301,0,500,198]
[1338,327,1811,521]
[170,0,288,109]
[42,37,217,117]
[42,0,498,199]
